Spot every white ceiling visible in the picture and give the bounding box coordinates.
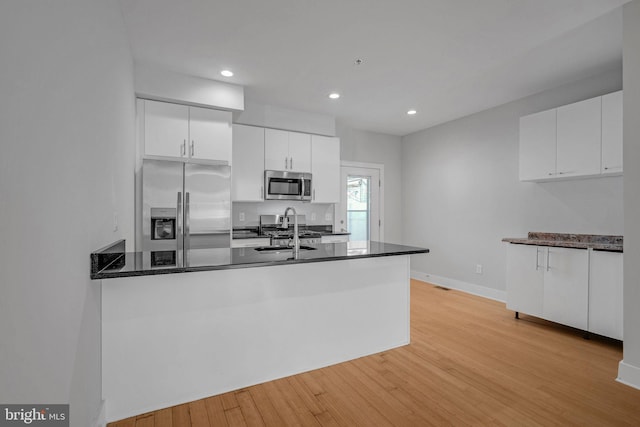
[119,0,627,136]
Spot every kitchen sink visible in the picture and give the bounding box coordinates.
[254,245,317,252]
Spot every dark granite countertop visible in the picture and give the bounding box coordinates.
[91,240,429,280]
[502,232,623,252]
[232,226,349,239]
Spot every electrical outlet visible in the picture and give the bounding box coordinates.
[325,213,332,221]
[476,264,483,274]
[239,212,245,222]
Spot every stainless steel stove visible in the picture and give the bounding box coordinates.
[259,215,322,246]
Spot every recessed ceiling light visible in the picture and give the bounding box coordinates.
[407,109,417,115]
[329,93,340,99]
[220,70,234,77]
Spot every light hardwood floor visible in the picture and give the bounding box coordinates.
[110,279,640,426]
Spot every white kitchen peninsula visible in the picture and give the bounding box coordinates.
[93,241,428,423]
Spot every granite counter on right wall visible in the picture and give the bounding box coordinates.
[502,232,623,252]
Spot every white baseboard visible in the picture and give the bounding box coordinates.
[617,360,640,391]
[411,270,506,303]
[92,400,106,427]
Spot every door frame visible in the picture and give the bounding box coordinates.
[337,161,385,242]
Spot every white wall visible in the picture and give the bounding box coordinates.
[337,123,404,244]
[0,1,135,426]
[402,69,623,298]
[620,0,640,389]
[235,100,336,136]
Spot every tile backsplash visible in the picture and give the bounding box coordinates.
[233,201,335,227]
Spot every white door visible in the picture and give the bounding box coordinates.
[288,131,311,172]
[336,165,381,242]
[231,124,265,201]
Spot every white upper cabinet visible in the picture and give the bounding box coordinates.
[264,128,311,172]
[518,91,623,182]
[519,109,556,181]
[311,135,340,203]
[232,124,264,201]
[144,100,189,158]
[143,99,232,163]
[556,96,601,179]
[189,107,232,163]
[601,90,623,175]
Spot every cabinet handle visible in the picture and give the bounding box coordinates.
[535,247,540,270]
[284,157,288,169]
[181,140,186,157]
[290,157,293,169]
[190,140,194,157]
[546,249,551,272]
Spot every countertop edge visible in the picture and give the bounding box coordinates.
[92,246,429,280]
[502,238,622,252]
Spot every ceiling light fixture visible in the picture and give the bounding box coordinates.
[407,109,417,115]
[220,70,234,77]
[329,93,340,99]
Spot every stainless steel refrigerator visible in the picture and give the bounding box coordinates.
[139,159,231,266]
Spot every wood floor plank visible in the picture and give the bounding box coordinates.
[235,390,265,426]
[223,407,246,426]
[203,395,228,427]
[171,404,190,427]
[154,408,172,427]
[134,414,154,427]
[245,385,285,427]
[109,280,640,427]
[188,401,209,427]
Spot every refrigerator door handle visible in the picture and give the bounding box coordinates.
[185,192,191,255]
[177,192,183,253]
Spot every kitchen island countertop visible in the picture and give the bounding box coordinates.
[91,240,429,280]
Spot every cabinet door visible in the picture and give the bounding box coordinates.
[264,128,289,170]
[144,100,189,158]
[232,124,264,201]
[506,244,544,317]
[519,109,556,181]
[288,132,311,172]
[601,91,623,175]
[542,247,588,330]
[189,107,232,163]
[589,250,623,340]
[556,97,601,179]
[311,135,340,203]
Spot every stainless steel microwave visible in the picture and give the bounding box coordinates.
[264,170,312,201]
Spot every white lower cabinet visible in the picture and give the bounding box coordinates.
[506,244,544,317]
[542,247,589,330]
[589,250,623,340]
[506,244,589,331]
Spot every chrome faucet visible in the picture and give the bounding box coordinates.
[282,207,300,259]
